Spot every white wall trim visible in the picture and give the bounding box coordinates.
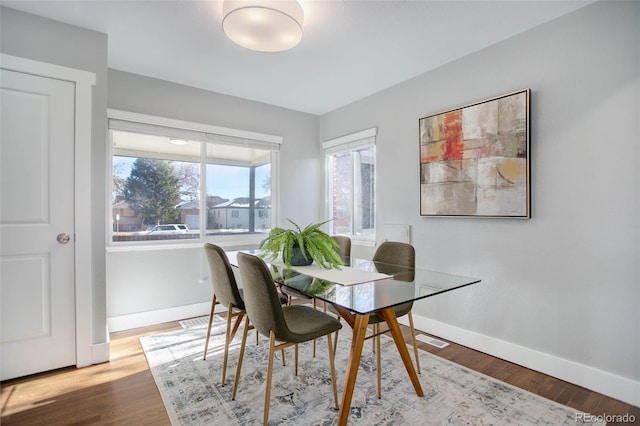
[107,108,283,144]
[91,323,110,364]
[73,69,96,368]
[1,54,97,369]
[105,236,262,253]
[322,127,377,150]
[351,238,376,247]
[92,342,111,364]
[0,54,96,85]
[400,313,640,407]
[107,302,213,332]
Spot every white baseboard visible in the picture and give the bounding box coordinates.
[107,302,213,332]
[400,313,640,407]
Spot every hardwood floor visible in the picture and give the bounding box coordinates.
[2,315,638,425]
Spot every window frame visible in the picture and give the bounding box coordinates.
[324,127,377,245]
[107,109,281,247]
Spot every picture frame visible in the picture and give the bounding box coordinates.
[419,89,530,219]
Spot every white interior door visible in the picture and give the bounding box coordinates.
[0,69,76,380]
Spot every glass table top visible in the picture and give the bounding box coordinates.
[226,250,481,315]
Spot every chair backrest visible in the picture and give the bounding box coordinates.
[373,241,415,282]
[237,252,291,341]
[373,241,415,268]
[332,235,351,260]
[204,243,244,310]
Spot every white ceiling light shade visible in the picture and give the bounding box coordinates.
[222,0,304,52]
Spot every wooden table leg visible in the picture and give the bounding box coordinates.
[337,312,369,426]
[376,308,424,397]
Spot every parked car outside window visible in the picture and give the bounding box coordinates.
[138,224,190,235]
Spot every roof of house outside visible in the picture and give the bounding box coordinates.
[212,197,271,209]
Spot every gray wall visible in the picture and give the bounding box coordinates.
[1,6,109,344]
[106,70,321,320]
[320,0,639,384]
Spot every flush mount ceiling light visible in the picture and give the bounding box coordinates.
[222,0,304,52]
[170,139,188,146]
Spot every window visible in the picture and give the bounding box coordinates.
[109,110,281,243]
[324,128,376,239]
[205,144,272,235]
[111,134,200,240]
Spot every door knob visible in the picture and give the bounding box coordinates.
[57,233,71,244]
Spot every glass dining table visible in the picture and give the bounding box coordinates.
[226,250,481,426]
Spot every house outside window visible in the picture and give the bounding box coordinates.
[108,110,281,243]
[324,128,376,241]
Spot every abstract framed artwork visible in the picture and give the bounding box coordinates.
[419,89,530,218]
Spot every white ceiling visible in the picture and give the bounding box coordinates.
[2,0,593,115]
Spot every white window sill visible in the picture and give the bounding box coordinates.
[106,233,266,253]
[350,237,376,247]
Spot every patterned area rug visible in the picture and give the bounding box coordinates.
[141,316,602,425]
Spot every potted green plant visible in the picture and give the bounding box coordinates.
[259,219,345,269]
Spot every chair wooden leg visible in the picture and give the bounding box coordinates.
[252,323,285,366]
[222,303,234,386]
[408,311,421,374]
[327,331,340,409]
[376,324,382,399]
[232,315,250,400]
[372,324,376,352]
[203,294,217,360]
[330,306,344,361]
[312,299,317,357]
[329,303,343,360]
[294,344,299,376]
[264,331,277,426]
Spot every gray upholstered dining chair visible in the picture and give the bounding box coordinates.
[279,235,351,356]
[202,243,287,389]
[280,235,351,304]
[332,235,351,264]
[233,252,342,426]
[327,240,420,398]
[280,235,351,305]
[369,241,421,398]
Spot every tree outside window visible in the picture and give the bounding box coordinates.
[123,158,182,226]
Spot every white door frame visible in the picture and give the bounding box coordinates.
[1,54,96,367]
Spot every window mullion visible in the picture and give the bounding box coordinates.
[351,151,356,235]
[199,141,207,239]
[249,165,256,233]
